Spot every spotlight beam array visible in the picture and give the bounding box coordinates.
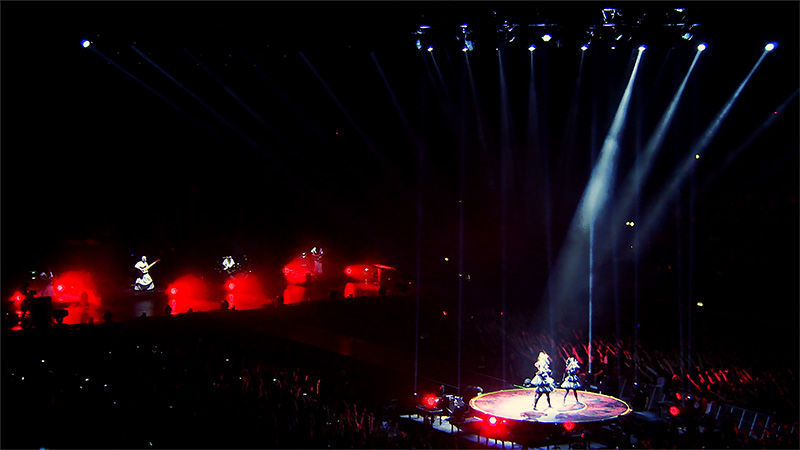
[636,48,775,251]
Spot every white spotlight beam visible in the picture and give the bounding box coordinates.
[609,47,704,238]
[577,48,645,231]
[547,48,645,314]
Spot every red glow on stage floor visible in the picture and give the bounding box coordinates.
[167,275,217,314]
[48,271,102,325]
[224,273,267,310]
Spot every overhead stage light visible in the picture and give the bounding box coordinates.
[765,42,776,51]
[427,45,434,52]
[416,39,422,50]
[581,44,589,51]
[528,45,536,51]
[542,33,552,42]
[697,43,707,51]
[638,45,647,51]
[81,39,91,48]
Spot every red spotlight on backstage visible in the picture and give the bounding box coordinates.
[563,421,575,431]
[669,405,681,416]
[422,394,438,409]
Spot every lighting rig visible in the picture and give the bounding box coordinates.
[412,6,702,53]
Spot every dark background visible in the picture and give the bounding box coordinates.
[2,2,798,350]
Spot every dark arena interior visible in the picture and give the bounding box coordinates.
[2,2,798,449]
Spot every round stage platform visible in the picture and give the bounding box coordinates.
[469,388,631,424]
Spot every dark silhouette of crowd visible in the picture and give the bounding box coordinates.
[2,315,485,449]
[2,296,797,449]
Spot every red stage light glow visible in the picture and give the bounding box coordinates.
[563,421,575,431]
[422,395,438,409]
[222,273,266,310]
[669,406,680,416]
[488,416,498,426]
[443,310,448,316]
[12,293,24,302]
[676,392,682,400]
[48,271,102,324]
[345,267,353,275]
[166,275,214,314]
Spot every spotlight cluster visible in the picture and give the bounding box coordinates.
[411,6,704,53]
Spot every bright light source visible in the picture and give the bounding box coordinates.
[444,257,449,262]
[528,45,536,51]
[542,33,552,42]
[638,45,647,51]
[420,25,430,29]
[227,282,236,291]
[581,45,589,51]
[564,421,575,431]
[81,39,91,48]
[669,406,681,416]
[427,45,434,52]
[682,32,693,40]
[416,39,422,50]
[697,43,707,51]
[462,46,468,52]
[697,302,704,307]
[488,416,498,426]
[695,153,700,159]
[169,287,178,295]
[765,42,777,51]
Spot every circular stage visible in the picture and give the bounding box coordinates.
[469,388,631,424]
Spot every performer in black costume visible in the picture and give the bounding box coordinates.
[561,357,583,405]
[532,351,556,409]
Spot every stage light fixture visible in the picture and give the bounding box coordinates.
[765,42,776,51]
[563,421,576,431]
[528,45,536,51]
[682,32,693,40]
[542,33,552,42]
[427,45,434,52]
[638,45,647,51]
[416,39,422,50]
[81,39,92,48]
[488,416,499,426]
[581,44,589,51]
[697,43,707,51]
[669,405,681,416]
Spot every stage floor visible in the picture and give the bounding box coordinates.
[470,388,631,424]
